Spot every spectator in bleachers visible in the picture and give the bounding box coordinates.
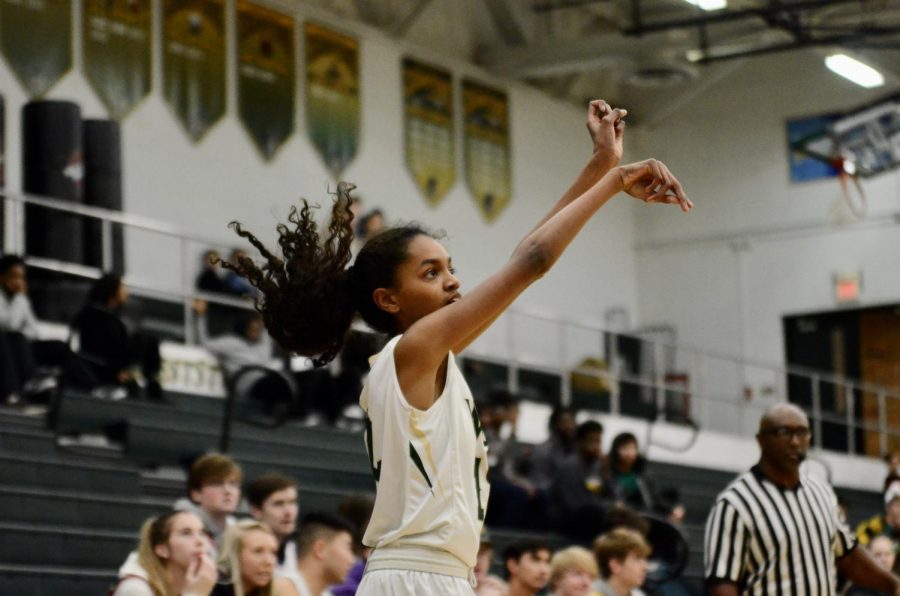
[504,540,552,596]
[112,510,217,596]
[194,300,299,419]
[856,475,900,546]
[474,528,508,596]
[549,546,599,596]
[592,528,650,596]
[194,301,273,375]
[246,474,300,579]
[197,250,229,294]
[331,493,375,596]
[608,432,685,524]
[530,406,578,491]
[870,535,898,572]
[213,520,292,595]
[223,249,259,299]
[351,208,384,257]
[174,454,243,553]
[484,389,549,529]
[551,420,614,541]
[278,512,356,596]
[0,255,38,404]
[71,273,163,399]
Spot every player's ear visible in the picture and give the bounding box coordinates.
[373,288,400,314]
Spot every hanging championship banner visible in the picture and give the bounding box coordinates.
[403,58,455,207]
[305,22,359,178]
[237,1,295,160]
[162,0,226,142]
[0,0,72,97]
[462,79,510,223]
[83,0,152,120]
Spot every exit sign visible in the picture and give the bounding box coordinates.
[834,272,862,304]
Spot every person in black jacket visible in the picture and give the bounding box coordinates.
[71,273,162,399]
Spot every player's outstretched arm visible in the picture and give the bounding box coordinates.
[397,156,692,409]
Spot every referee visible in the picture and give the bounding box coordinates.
[705,403,900,596]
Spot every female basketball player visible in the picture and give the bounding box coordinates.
[219,100,692,595]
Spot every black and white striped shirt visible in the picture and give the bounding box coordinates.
[704,465,857,596]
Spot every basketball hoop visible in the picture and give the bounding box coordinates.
[830,155,867,218]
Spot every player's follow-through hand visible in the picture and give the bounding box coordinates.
[587,99,627,169]
[618,158,693,212]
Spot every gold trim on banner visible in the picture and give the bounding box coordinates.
[237,0,295,160]
[463,79,511,223]
[83,0,153,121]
[305,21,360,179]
[162,0,227,143]
[403,57,456,207]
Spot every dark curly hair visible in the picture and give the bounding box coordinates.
[218,182,431,366]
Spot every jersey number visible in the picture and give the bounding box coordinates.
[365,414,382,482]
[474,457,485,521]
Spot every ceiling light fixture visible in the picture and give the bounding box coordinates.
[825,54,885,88]
[684,0,727,11]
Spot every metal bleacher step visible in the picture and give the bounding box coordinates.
[0,404,47,430]
[0,521,137,568]
[0,484,170,530]
[0,563,117,596]
[0,426,58,455]
[0,452,143,495]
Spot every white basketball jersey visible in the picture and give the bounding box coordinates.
[360,336,490,577]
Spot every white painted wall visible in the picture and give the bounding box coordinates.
[632,50,900,375]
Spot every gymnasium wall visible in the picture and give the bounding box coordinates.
[0,2,639,347]
[631,50,900,379]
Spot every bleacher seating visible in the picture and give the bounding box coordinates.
[0,384,885,595]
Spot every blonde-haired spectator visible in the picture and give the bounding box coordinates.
[550,546,599,596]
[214,520,293,596]
[111,511,217,596]
[592,528,651,596]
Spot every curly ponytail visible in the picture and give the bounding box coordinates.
[220,183,432,367]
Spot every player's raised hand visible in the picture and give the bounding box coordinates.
[587,99,627,168]
[617,159,693,212]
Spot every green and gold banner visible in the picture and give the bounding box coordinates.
[0,0,71,97]
[162,0,226,142]
[403,58,455,207]
[462,79,510,223]
[83,0,152,120]
[237,1,295,160]
[305,22,359,178]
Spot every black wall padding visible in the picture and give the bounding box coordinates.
[1,94,5,249]
[83,119,124,274]
[22,100,84,263]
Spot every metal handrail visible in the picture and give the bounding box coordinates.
[2,190,230,244]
